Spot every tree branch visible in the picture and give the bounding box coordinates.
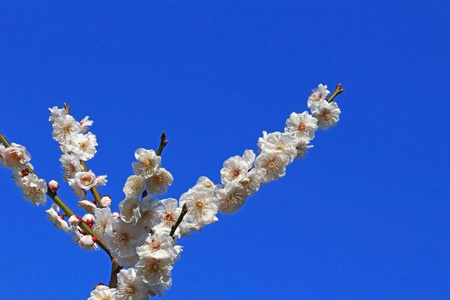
[170,203,188,238]
[0,131,111,255]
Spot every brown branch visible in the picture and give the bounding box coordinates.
[108,257,122,288]
[170,203,188,238]
[156,131,168,156]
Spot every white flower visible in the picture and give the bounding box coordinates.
[239,168,262,194]
[153,198,181,232]
[66,132,98,161]
[96,175,108,187]
[59,154,84,182]
[79,116,93,133]
[307,83,330,109]
[17,174,48,206]
[51,115,81,143]
[220,150,255,185]
[136,229,178,261]
[257,131,297,163]
[78,200,97,213]
[254,149,290,183]
[70,171,107,193]
[94,208,113,239]
[178,221,202,238]
[216,182,249,214]
[119,197,141,224]
[196,176,215,190]
[116,269,149,300]
[179,187,218,226]
[123,175,144,198]
[108,219,147,259]
[1,143,31,170]
[135,255,173,286]
[294,138,313,159]
[68,178,87,200]
[285,111,318,141]
[88,285,116,300]
[48,106,67,122]
[132,148,161,178]
[137,195,165,231]
[74,170,97,190]
[312,101,341,130]
[145,168,173,195]
[46,204,70,233]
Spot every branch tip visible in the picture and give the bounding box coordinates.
[156,131,168,156]
[326,83,344,103]
[63,103,71,115]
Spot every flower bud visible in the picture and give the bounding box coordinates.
[82,213,94,224]
[79,235,95,251]
[112,212,120,218]
[100,196,112,207]
[68,215,81,227]
[48,180,60,193]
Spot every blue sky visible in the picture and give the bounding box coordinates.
[0,1,449,299]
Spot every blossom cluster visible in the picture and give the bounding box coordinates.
[0,84,341,300]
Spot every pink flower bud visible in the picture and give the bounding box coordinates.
[68,215,81,226]
[48,180,60,193]
[79,235,95,250]
[112,212,120,218]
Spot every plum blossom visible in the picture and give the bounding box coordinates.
[312,101,341,130]
[88,285,116,300]
[1,143,31,170]
[307,83,330,108]
[145,168,173,195]
[132,148,160,178]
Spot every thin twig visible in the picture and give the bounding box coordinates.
[326,83,344,103]
[170,203,188,238]
[0,131,111,255]
[156,131,168,156]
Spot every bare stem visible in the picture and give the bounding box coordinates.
[170,203,188,238]
[326,83,344,103]
[0,132,10,146]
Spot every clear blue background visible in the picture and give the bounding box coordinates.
[1,1,449,299]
